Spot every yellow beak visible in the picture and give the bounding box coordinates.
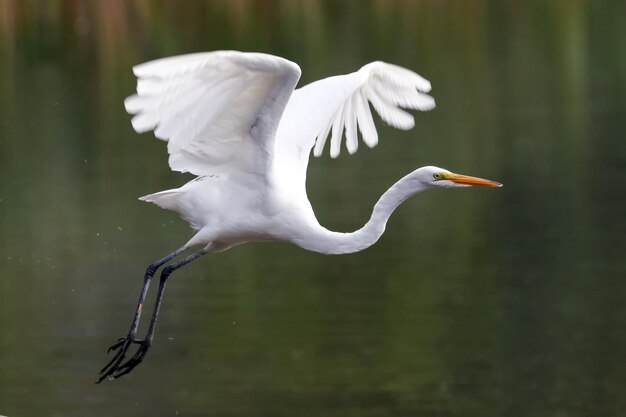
[444,172,502,187]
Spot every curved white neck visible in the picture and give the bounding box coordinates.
[295,173,427,255]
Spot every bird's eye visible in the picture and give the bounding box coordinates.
[433,173,442,180]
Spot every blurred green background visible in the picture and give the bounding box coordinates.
[0,1,625,416]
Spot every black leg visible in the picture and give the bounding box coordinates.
[98,247,208,382]
[97,246,187,383]
[147,248,209,343]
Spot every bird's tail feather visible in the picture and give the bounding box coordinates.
[139,190,183,211]
[139,188,202,230]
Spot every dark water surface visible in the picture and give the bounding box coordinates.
[0,1,625,416]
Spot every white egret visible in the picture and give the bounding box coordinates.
[98,51,501,382]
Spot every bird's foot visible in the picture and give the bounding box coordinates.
[97,335,152,383]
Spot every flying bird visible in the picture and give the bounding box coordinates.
[98,51,501,382]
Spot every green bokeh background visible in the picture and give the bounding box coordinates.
[0,1,624,416]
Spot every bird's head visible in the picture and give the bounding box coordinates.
[412,166,502,189]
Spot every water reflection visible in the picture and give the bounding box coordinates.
[0,1,625,416]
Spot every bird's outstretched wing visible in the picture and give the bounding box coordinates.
[275,61,435,172]
[125,51,301,176]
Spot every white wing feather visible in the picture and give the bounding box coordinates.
[276,61,434,167]
[125,51,301,176]
[126,52,433,194]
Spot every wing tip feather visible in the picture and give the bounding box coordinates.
[131,114,157,133]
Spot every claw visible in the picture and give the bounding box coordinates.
[98,337,133,382]
[97,336,152,383]
[117,342,150,372]
[106,339,125,354]
[100,348,124,374]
